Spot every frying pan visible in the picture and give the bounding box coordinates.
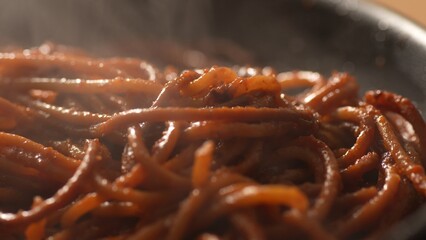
[0,0,425,238]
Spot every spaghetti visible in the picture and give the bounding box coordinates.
[0,43,425,239]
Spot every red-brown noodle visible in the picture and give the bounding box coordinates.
[0,44,425,239]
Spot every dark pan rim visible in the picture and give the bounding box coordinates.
[320,0,426,49]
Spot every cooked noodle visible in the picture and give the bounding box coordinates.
[0,43,425,239]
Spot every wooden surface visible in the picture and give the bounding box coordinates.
[372,0,426,27]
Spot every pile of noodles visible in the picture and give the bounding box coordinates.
[0,43,425,240]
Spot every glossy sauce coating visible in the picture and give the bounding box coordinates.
[0,44,425,240]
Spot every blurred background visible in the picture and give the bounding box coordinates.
[373,0,426,26]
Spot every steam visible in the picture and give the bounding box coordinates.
[0,0,213,58]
